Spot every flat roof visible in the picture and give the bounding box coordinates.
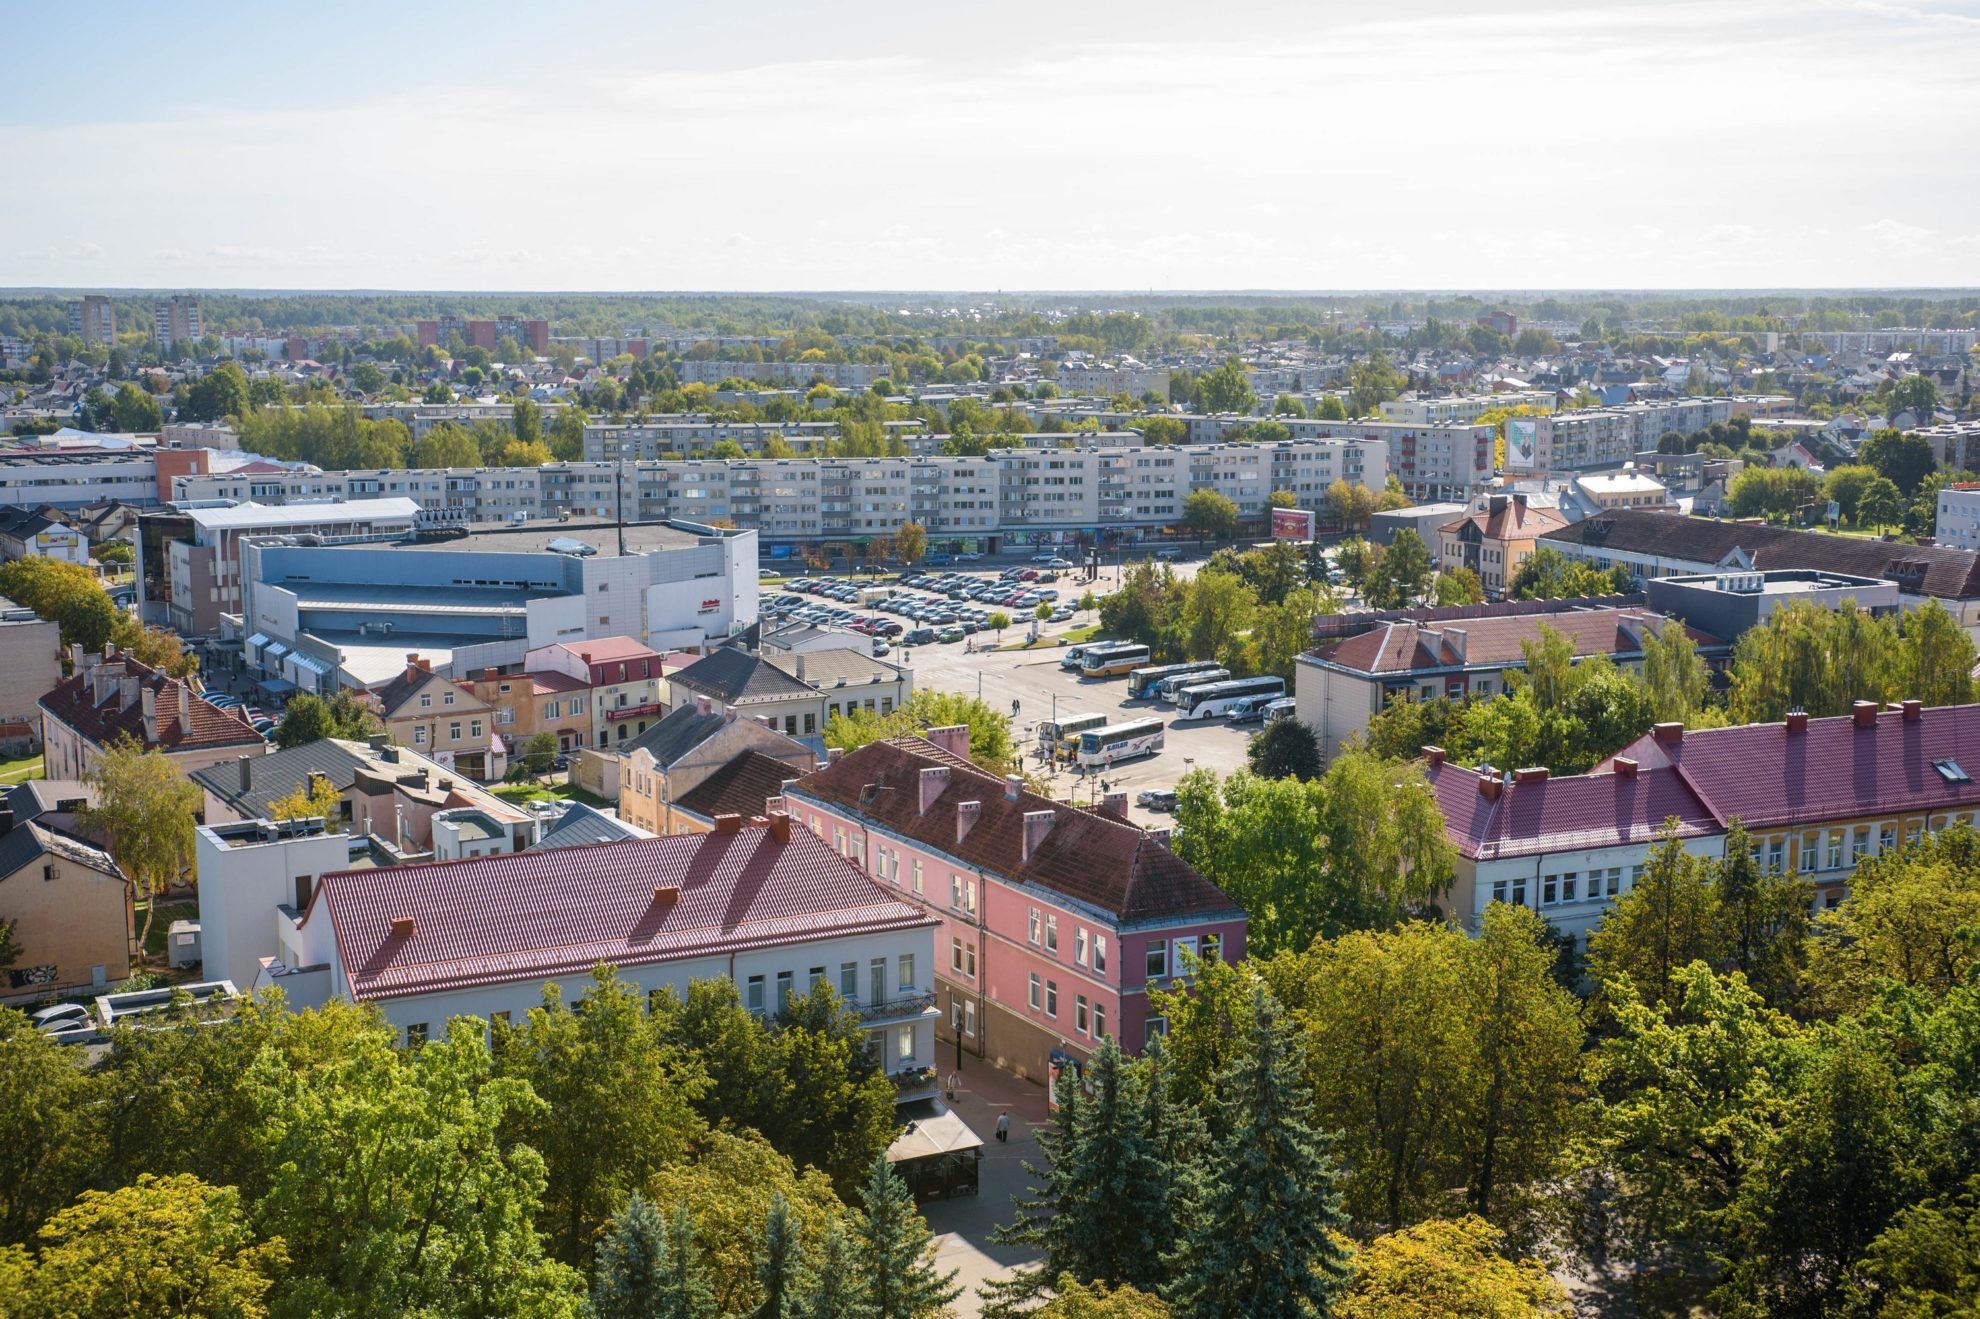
[191,498,421,530]
[390,519,709,556]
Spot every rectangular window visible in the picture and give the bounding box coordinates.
[1511,879,1527,906]
[443,691,455,706]
[1542,875,1559,906]
[840,961,858,998]
[746,974,766,1015]
[413,727,427,745]
[965,879,977,916]
[1605,868,1622,897]
[1093,936,1107,973]
[1800,834,1818,874]
[1174,935,1198,969]
[1562,873,1578,902]
[470,719,483,739]
[898,953,915,992]
[809,966,826,992]
[1145,1015,1168,1039]
[1028,907,1041,946]
[1202,931,1223,964]
[491,1010,510,1026]
[870,957,886,1004]
[1045,914,1058,953]
[1029,973,1041,1010]
[1045,980,1058,1018]
[1076,995,1090,1035]
[1145,940,1169,980]
[1878,824,1896,854]
[911,858,923,894]
[1075,928,1089,966]
[897,1025,915,1062]
[964,942,976,979]
[449,722,462,741]
[951,938,964,973]
[1853,826,1871,861]
[1768,840,1786,873]
[419,693,432,708]
[954,875,967,912]
[775,970,793,1008]
[1492,878,1508,904]
[406,1023,428,1045]
[1094,1003,1107,1038]
[963,999,977,1039]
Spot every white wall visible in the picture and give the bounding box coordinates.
[195,826,353,992]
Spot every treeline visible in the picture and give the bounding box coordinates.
[0,558,193,676]
[0,969,949,1318]
[1097,544,1337,681]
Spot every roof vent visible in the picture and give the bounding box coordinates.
[1902,699,1923,722]
[389,916,416,938]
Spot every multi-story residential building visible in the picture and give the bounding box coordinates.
[1528,397,1793,472]
[40,648,269,781]
[522,636,667,748]
[1810,328,1979,356]
[193,816,356,992]
[415,316,549,354]
[1379,390,1556,426]
[1055,365,1171,399]
[1437,494,1570,597]
[0,600,61,753]
[1913,420,1980,475]
[66,295,116,347]
[237,519,757,689]
[662,645,911,751]
[263,814,944,1100]
[462,666,591,754]
[1540,509,1980,636]
[1293,604,1725,763]
[153,295,203,348]
[1935,481,1980,551]
[0,809,129,1002]
[165,498,420,637]
[550,335,648,361]
[676,359,888,390]
[784,729,1247,1080]
[614,698,818,835]
[1294,418,1492,500]
[369,658,505,780]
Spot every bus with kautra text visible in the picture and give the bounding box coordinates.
[1158,667,1230,703]
[1125,660,1224,701]
[1174,675,1287,721]
[1078,643,1152,678]
[1076,717,1167,767]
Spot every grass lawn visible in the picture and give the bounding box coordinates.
[139,900,199,960]
[0,755,43,784]
[491,780,614,810]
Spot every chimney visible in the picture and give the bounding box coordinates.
[369,733,389,752]
[1146,826,1173,846]
[767,810,792,843]
[1422,745,1447,766]
[755,715,774,729]
[1652,722,1685,744]
[68,642,82,670]
[956,800,981,843]
[696,695,713,716]
[1478,771,1503,801]
[1101,791,1129,819]
[1785,709,1809,734]
[119,674,140,712]
[389,916,416,938]
[1853,700,1878,728]
[827,747,844,765]
[482,667,499,681]
[1902,699,1923,722]
[1003,773,1023,802]
[1513,766,1549,784]
[1489,493,1508,515]
[724,704,739,723]
[177,684,192,735]
[652,883,680,906]
[238,755,252,793]
[918,765,950,814]
[714,813,742,833]
[141,686,158,743]
[1614,756,1639,778]
[1445,626,1467,663]
[1020,808,1056,862]
[793,653,806,682]
[925,724,970,760]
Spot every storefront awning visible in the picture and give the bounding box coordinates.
[288,653,329,677]
[245,633,269,649]
[262,641,288,660]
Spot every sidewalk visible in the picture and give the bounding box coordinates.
[922,1058,1051,1317]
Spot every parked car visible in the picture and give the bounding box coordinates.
[1154,547,1183,561]
[1136,789,1178,811]
[872,640,892,656]
[957,552,983,561]
[1048,607,1074,622]
[905,627,936,646]
[1227,697,1271,724]
[936,626,965,644]
[924,553,954,566]
[1046,557,1075,570]
[32,1002,91,1034]
[1031,553,1061,564]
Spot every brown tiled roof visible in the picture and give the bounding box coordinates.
[674,750,805,823]
[1311,609,1722,677]
[39,657,265,754]
[373,669,488,720]
[317,824,933,1002]
[787,736,1241,926]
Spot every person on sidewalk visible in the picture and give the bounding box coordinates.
[995,1112,1010,1143]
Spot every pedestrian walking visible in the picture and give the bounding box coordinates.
[995,1112,1010,1143]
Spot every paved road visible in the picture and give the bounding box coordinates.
[921,1062,1052,1316]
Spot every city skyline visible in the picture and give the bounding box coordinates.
[8,0,1980,290]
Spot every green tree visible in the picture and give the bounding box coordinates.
[894,521,927,565]
[0,1009,99,1244]
[652,1202,719,1319]
[1181,489,1239,545]
[750,1194,806,1319]
[852,1154,961,1319]
[272,690,382,748]
[180,363,250,423]
[1196,359,1256,415]
[1365,528,1431,608]
[1432,566,1485,606]
[512,398,543,449]
[1640,617,1711,722]
[1860,428,1937,496]
[1899,598,1977,706]
[548,405,588,462]
[79,740,200,956]
[1586,826,1729,1006]
[1714,820,1811,1008]
[1032,1276,1170,1317]
[1858,475,1904,530]
[986,610,1012,640]
[1504,546,1632,601]
[1336,1216,1568,1319]
[647,1131,840,1318]
[1245,716,1321,780]
[10,1174,287,1319]
[1314,394,1349,421]
[1823,464,1883,525]
[823,690,1017,775]
[1323,478,1378,532]
[412,421,481,468]
[1809,823,1980,1008]
[1181,570,1255,664]
[1165,985,1350,1319]
[108,380,163,431]
[798,1218,865,1319]
[492,968,704,1262]
[266,772,343,828]
[1888,372,1942,418]
[593,1194,669,1319]
[422,378,455,404]
[1347,351,1406,416]
[517,731,558,779]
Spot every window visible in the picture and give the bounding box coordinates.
[413,727,427,745]
[449,722,462,741]
[1768,839,1785,873]
[964,878,977,915]
[898,953,915,992]
[1045,980,1058,1018]
[491,1011,510,1026]
[870,958,887,1004]
[1800,834,1818,874]
[1145,940,1169,980]
[1879,824,1897,854]
[951,938,964,973]
[954,874,968,913]
[470,720,483,739]
[897,1025,915,1062]
[1202,932,1222,964]
[1094,1003,1107,1038]
[746,975,766,1015]
[840,961,858,998]
[406,1023,428,1045]
[963,942,976,978]
[1604,868,1622,898]
[963,999,977,1039]
[1028,907,1041,946]
[1542,875,1559,906]
[1853,826,1870,861]
[1145,1015,1168,1039]
[775,971,793,1007]
[1562,873,1579,902]
[1076,995,1090,1034]
[809,966,826,992]
[1492,878,1508,905]
[1045,914,1058,953]
[1093,936,1107,973]
[419,693,432,708]
[911,858,923,895]
[1029,973,1041,1010]
[443,691,455,706]
[1075,928,1089,966]
[1174,935,1198,970]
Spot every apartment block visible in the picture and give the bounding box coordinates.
[1379,390,1556,425]
[675,359,888,389]
[66,295,116,347]
[153,295,203,348]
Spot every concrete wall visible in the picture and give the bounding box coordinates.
[0,842,128,1001]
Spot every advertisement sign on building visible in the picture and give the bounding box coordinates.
[1270,507,1317,541]
[1506,417,1539,471]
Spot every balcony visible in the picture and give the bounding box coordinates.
[889,1065,939,1099]
[857,989,937,1025]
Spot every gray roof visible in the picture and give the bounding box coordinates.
[537,801,647,849]
[6,779,94,822]
[391,519,705,557]
[189,738,374,818]
[0,818,119,883]
[670,647,816,705]
[618,704,729,766]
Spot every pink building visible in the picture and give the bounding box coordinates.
[783,729,1245,1083]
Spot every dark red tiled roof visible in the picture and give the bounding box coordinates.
[39,658,265,754]
[1606,704,1980,830]
[674,750,805,823]
[319,824,933,1002]
[1429,761,1718,860]
[1312,609,1722,677]
[1439,500,1568,541]
[787,736,1241,926]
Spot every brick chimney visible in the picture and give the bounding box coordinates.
[696,695,713,716]
[918,765,951,814]
[1902,699,1923,722]
[1479,771,1503,801]
[1785,709,1809,734]
[1101,791,1129,819]
[1422,745,1447,766]
[767,810,791,843]
[140,686,158,743]
[724,704,739,723]
[956,800,981,843]
[1614,756,1640,778]
[714,813,742,833]
[389,916,416,937]
[1513,766,1549,784]
[827,747,844,765]
[1003,773,1023,802]
[651,883,680,906]
[925,724,971,760]
[1020,809,1056,862]
[118,673,139,711]
[1652,722,1684,744]
[1852,700,1878,728]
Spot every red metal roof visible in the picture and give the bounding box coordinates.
[318,824,934,1002]
[1313,609,1721,677]
[1428,760,1718,860]
[1607,703,1980,830]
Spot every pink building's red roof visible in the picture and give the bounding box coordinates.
[317,824,933,1002]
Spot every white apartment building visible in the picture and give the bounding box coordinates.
[1533,397,1796,472]
[675,359,888,390]
[1936,483,1980,552]
[1811,329,1979,356]
[153,295,203,348]
[1056,365,1172,399]
[1379,390,1557,425]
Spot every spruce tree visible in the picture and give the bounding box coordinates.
[1137,1035,1202,1277]
[801,1217,872,1319]
[854,1153,962,1319]
[753,1193,806,1319]
[1165,986,1351,1319]
[1061,1038,1168,1292]
[656,1201,718,1319]
[981,1058,1093,1316]
[593,1192,668,1319]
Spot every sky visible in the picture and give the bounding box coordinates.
[6,0,1980,291]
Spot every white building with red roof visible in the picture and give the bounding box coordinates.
[262,811,943,1100]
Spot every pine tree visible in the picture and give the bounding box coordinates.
[1137,1035,1202,1276]
[854,1153,962,1319]
[593,1193,669,1319]
[1165,986,1351,1319]
[801,1217,871,1319]
[657,1202,718,1319]
[753,1193,806,1319]
[1066,1039,1167,1291]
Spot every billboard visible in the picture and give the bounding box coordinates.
[1270,507,1317,541]
[1506,416,1539,471]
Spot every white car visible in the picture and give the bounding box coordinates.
[1048,607,1074,622]
[1047,557,1075,570]
[1031,553,1061,564]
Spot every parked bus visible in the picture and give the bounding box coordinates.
[1158,667,1229,704]
[1126,660,1224,701]
[1079,643,1152,678]
[1174,675,1287,721]
[1076,717,1167,767]
[1038,712,1109,761]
